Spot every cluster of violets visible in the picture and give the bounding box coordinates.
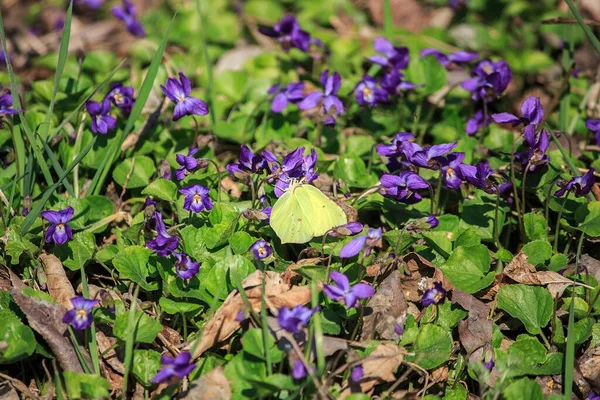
[20,9,600,389]
[225,144,318,198]
[85,82,135,134]
[76,0,145,37]
[61,295,196,384]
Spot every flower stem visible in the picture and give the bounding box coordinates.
[521,162,531,218]
[434,172,443,215]
[509,141,525,240]
[493,187,501,249]
[553,191,570,253]
[413,100,423,140]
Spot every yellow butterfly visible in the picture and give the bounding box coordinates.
[270,180,347,244]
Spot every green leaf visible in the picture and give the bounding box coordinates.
[158,297,203,315]
[501,335,562,378]
[55,231,96,271]
[502,378,543,400]
[549,253,568,272]
[521,240,552,266]
[0,310,36,363]
[132,349,162,387]
[204,214,241,250]
[406,55,447,97]
[242,328,284,363]
[63,371,110,399]
[332,154,374,189]
[423,302,468,330]
[497,285,553,334]
[439,245,495,293]
[112,156,156,189]
[524,212,548,242]
[578,201,600,237]
[407,324,452,369]
[5,228,38,265]
[114,309,162,344]
[142,178,178,202]
[444,385,467,400]
[228,231,255,255]
[112,246,158,291]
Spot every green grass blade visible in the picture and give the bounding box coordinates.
[195,0,216,125]
[8,124,26,196]
[40,136,75,197]
[564,284,576,398]
[89,13,177,196]
[20,136,97,236]
[79,265,100,375]
[383,0,393,39]
[0,10,55,188]
[122,285,140,398]
[40,0,73,140]
[564,0,600,55]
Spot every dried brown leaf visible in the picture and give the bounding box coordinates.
[188,271,311,359]
[181,366,231,400]
[400,253,452,302]
[96,330,123,374]
[579,346,600,393]
[281,258,322,285]
[11,289,89,373]
[340,342,404,398]
[361,270,407,341]
[39,253,75,309]
[504,251,573,297]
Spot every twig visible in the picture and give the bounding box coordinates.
[541,17,600,27]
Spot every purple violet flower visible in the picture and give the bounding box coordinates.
[258,16,311,53]
[112,0,145,37]
[62,296,99,330]
[377,132,416,171]
[464,162,512,195]
[515,128,550,171]
[292,360,313,380]
[441,152,471,189]
[380,70,420,95]
[0,93,20,116]
[173,252,200,280]
[106,82,134,114]
[466,109,491,136]
[354,75,388,107]
[151,352,196,384]
[76,0,104,9]
[589,392,600,400]
[350,366,363,383]
[323,271,375,308]
[339,227,382,259]
[175,148,206,181]
[404,141,458,170]
[277,305,316,334]
[421,48,479,67]
[461,59,512,101]
[426,214,439,229]
[161,72,209,121]
[179,185,213,213]
[227,145,268,181]
[421,282,446,306]
[146,212,179,257]
[368,37,409,70]
[555,168,596,198]
[268,82,305,112]
[380,172,430,204]
[586,119,600,146]
[86,98,116,135]
[491,96,544,128]
[298,70,344,127]
[328,222,364,238]
[41,206,74,245]
[250,239,273,260]
[268,148,318,197]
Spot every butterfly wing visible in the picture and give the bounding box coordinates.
[296,185,347,237]
[270,188,315,244]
